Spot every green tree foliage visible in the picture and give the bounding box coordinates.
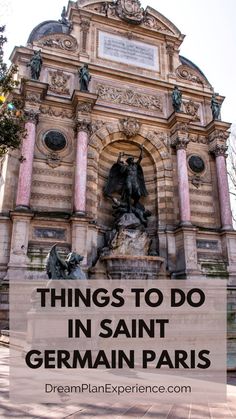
[0,26,25,156]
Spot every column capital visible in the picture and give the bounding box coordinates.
[210,143,228,158]
[171,135,190,150]
[71,90,97,121]
[75,120,92,134]
[24,109,39,124]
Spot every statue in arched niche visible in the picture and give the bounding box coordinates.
[104,145,151,228]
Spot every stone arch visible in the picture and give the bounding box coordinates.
[87,122,174,230]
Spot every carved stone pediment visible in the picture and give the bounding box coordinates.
[35,33,78,52]
[82,2,181,35]
[176,65,209,87]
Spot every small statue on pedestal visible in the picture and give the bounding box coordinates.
[171,85,182,112]
[211,93,221,120]
[78,64,91,92]
[27,50,42,80]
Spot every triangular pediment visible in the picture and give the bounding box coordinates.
[81,1,183,38]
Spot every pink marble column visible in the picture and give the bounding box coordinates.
[214,145,233,230]
[74,121,90,214]
[176,140,191,225]
[15,111,38,209]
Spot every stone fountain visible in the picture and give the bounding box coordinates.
[94,145,164,279]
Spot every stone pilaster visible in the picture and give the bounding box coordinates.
[15,110,38,209]
[79,13,91,58]
[6,211,33,280]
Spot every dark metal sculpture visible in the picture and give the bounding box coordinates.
[104,145,147,211]
[46,245,86,279]
[171,85,182,112]
[211,93,221,120]
[78,64,91,92]
[27,50,42,80]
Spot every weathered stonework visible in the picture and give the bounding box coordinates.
[0,0,234,290]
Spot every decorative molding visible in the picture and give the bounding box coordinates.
[96,84,163,111]
[170,122,189,136]
[120,117,141,138]
[46,152,62,168]
[143,14,173,34]
[80,17,91,53]
[48,70,70,96]
[36,34,78,51]
[209,130,229,143]
[31,192,71,203]
[189,134,208,145]
[25,92,41,104]
[40,105,74,119]
[176,65,207,86]
[77,102,93,113]
[33,167,72,178]
[91,120,106,133]
[32,180,72,190]
[183,100,200,121]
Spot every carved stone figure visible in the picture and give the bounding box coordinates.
[104,145,148,213]
[27,50,42,80]
[211,93,221,120]
[171,85,182,112]
[78,64,91,92]
[120,117,141,138]
[46,245,86,279]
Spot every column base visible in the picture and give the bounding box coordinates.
[73,211,87,217]
[221,225,234,231]
[15,205,31,212]
[179,221,192,227]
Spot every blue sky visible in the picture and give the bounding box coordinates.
[1,0,236,124]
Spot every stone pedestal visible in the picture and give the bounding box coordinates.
[6,211,33,280]
[102,255,165,279]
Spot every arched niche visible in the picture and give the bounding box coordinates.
[87,123,174,233]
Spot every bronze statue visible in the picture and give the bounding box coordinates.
[78,64,91,92]
[46,245,86,279]
[104,145,147,213]
[27,50,42,80]
[211,93,221,120]
[171,85,182,112]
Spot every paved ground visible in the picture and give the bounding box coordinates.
[1,345,236,419]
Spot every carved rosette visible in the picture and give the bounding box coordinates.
[24,109,39,124]
[120,117,141,138]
